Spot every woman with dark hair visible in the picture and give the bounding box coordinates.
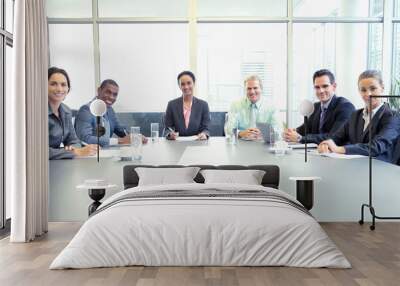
[48,67,97,159]
[318,70,399,162]
[164,71,210,140]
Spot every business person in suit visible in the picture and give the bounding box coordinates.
[48,67,97,160]
[75,79,147,147]
[165,71,210,140]
[318,70,400,162]
[284,69,355,144]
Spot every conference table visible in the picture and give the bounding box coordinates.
[49,137,400,222]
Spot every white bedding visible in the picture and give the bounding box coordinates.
[50,183,350,269]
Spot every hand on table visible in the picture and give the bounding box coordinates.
[197,132,208,140]
[283,128,300,142]
[318,139,345,154]
[67,144,98,157]
[239,128,261,140]
[167,131,179,140]
[118,135,130,144]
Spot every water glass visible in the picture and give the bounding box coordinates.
[224,113,238,145]
[273,131,288,156]
[150,123,159,142]
[130,126,142,160]
[269,127,277,146]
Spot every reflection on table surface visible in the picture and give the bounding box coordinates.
[50,137,400,222]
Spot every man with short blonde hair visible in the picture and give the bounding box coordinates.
[226,75,277,140]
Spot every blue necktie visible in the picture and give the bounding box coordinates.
[319,107,327,133]
[250,103,257,128]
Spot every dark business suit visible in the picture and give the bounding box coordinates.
[75,101,128,147]
[391,136,400,165]
[48,103,81,160]
[164,96,210,137]
[296,95,355,144]
[330,104,400,162]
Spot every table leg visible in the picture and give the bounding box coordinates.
[88,188,106,216]
[296,180,314,210]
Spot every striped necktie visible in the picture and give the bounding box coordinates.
[319,107,327,133]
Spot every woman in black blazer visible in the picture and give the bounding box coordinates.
[318,70,399,162]
[164,71,210,140]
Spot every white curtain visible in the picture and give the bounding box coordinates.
[9,0,49,242]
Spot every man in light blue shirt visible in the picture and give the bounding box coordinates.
[226,75,278,140]
[75,79,131,147]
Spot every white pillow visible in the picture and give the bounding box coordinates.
[200,169,266,185]
[135,167,201,186]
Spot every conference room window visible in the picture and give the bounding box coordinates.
[197,23,287,122]
[48,24,96,110]
[393,24,400,88]
[4,44,11,224]
[197,0,287,17]
[1,0,14,231]
[393,1,400,87]
[292,23,383,127]
[395,0,400,17]
[46,0,92,18]
[98,23,189,112]
[0,2,3,230]
[293,0,383,17]
[5,0,13,32]
[98,0,188,18]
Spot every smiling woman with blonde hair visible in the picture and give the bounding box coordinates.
[317,70,400,162]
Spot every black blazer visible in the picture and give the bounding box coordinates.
[391,136,400,165]
[296,95,355,144]
[330,104,400,162]
[164,96,210,137]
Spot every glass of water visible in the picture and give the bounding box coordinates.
[150,123,159,142]
[130,126,142,160]
[273,131,288,156]
[224,113,238,145]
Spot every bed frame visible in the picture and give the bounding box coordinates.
[123,164,280,189]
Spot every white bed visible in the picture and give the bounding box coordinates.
[50,183,350,269]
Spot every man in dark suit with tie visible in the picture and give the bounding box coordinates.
[283,69,355,144]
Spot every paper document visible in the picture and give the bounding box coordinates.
[176,136,199,142]
[288,143,318,149]
[320,153,366,159]
[83,147,131,159]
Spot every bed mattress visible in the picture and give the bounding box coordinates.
[50,183,350,269]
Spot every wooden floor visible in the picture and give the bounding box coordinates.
[0,222,399,286]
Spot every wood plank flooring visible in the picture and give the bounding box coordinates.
[0,222,399,286]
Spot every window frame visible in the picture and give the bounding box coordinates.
[1,0,14,232]
[46,0,394,125]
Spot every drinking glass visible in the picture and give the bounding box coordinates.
[273,131,288,156]
[130,126,142,160]
[150,123,159,142]
[224,113,238,145]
